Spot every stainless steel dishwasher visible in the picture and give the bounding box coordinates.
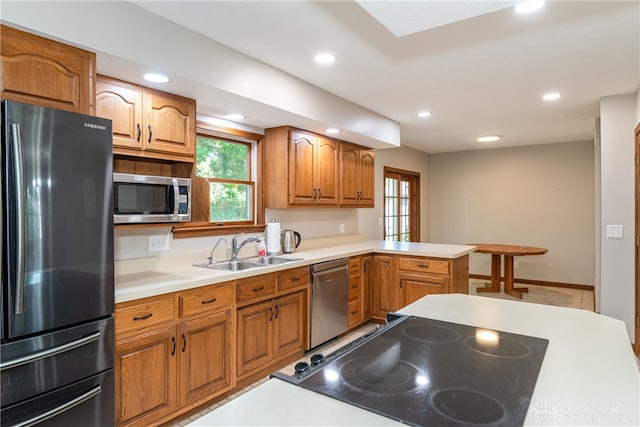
[310,258,349,348]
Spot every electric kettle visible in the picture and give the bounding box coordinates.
[281,230,301,254]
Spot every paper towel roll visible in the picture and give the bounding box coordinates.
[266,222,281,255]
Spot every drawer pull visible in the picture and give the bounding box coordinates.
[133,313,153,321]
[417,264,430,268]
[201,297,217,305]
[351,310,358,315]
[351,284,358,289]
[290,277,301,282]
[253,286,265,293]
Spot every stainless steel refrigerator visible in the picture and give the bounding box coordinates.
[0,101,115,426]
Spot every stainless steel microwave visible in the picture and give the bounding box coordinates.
[113,173,191,224]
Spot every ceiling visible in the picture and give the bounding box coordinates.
[132,0,639,153]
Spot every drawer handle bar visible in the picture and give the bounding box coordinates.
[291,277,301,282]
[417,264,430,268]
[12,385,102,427]
[351,284,358,289]
[351,310,358,315]
[133,313,153,321]
[0,332,101,371]
[253,286,264,293]
[201,297,217,305]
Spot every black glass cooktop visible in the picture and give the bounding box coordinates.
[273,315,548,427]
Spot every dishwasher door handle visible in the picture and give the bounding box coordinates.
[311,265,348,279]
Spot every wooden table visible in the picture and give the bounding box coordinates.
[468,243,548,299]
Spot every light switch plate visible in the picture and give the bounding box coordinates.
[606,225,624,239]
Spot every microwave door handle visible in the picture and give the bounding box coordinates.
[172,178,179,221]
[10,123,26,315]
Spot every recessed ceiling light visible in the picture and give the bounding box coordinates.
[315,53,335,64]
[515,0,545,14]
[542,92,561,101]
[143,73,170,83]
[477,135,501,142]
[224,113,244,121]
[326,128,340,134]
[417,111,432,118]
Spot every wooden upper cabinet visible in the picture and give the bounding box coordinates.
[340,143,375,207]
[0,24,96,115]
[288,130,339,206]
[264,126,374,208]
[96,75,195,161]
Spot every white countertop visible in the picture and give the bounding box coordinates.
[115,240,475,303]
[189,294,640,427]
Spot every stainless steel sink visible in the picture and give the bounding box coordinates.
[193,261,263,271]
[245,256,304,265]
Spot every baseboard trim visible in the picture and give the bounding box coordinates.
[469,274,594,291]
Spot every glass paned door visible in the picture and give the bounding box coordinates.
[384,168,420,242]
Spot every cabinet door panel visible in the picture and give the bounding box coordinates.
[358,150,375,206]
[361,256,372,320]
[115,328,176,426]
[373,255,396,317]
[289,132,316,204]
[315,137,339,204]
[401,273,448,306]
[96,78,143,150]
[145,92,195,157]
[273,292,305,356]
[1,25,95,114]
[237,301,273,377]
[178,311,233,406]
[340,144,359,205]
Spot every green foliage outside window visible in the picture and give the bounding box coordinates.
[196,135,253,223]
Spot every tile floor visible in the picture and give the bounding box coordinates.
[169,281,623,426]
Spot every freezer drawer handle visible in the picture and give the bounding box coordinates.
[12,385,102,427]
[0,332,101,371]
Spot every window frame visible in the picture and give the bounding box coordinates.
[173,121,264,238]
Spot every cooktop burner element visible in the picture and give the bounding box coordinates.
[273,315,548,427]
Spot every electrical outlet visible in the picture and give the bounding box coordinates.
[148,235,170,252]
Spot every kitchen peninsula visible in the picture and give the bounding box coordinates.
[189,294,640,427]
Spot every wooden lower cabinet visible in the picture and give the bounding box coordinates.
[372,255,396,318]
[178,311,233,407]
[237,291,305,379]
[115,327,177,426]
[372,254,469,319]
[115,285,234,427]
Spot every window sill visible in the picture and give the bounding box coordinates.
[172,222,266,239]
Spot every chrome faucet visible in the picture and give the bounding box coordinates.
[208,237,228,264]
[231,233,261,261]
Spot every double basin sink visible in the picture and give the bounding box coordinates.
[194,256,303,271]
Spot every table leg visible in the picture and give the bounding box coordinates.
[477,254,501,293]
[504,255,528,299]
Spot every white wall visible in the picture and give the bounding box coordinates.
[358,145,431,241]
[429,141,595,286]
[599,93,637,340]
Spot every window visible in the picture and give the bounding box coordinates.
[196,133,255,224]
[384,167,420,242]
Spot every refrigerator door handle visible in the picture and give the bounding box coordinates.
[0,331,101,371]
[12,385,102,427]
[172,178,179,221]
[10,123,26,315]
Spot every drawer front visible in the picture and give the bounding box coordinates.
[348,276,360,301]
[237,274,277,304]
[348,257,361,274]
[277,266,310,292]
[115,296,175,335]
[398,257,450,275]
[348,300,361,327]
[180,283,233,318]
